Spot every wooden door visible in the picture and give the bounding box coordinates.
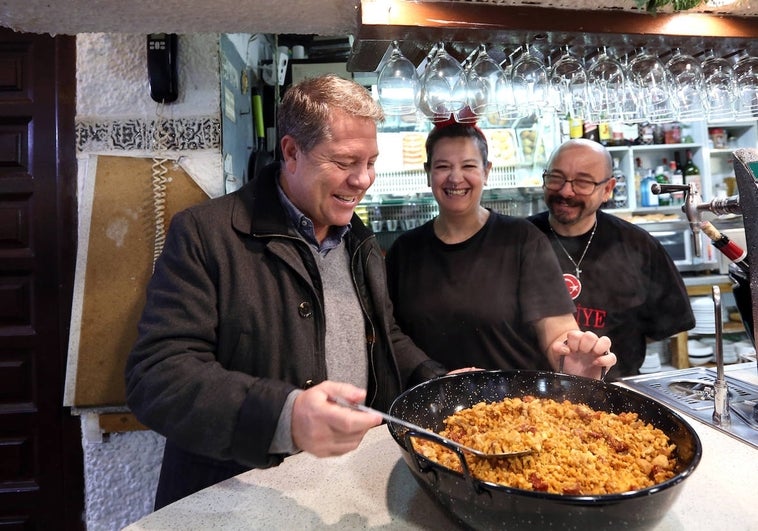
[0,29,84,529]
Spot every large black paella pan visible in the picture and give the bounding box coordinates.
[388,370,702,530]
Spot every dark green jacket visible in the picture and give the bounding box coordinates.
[125,163,445,506]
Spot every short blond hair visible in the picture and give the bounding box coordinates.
[277,74,385,153]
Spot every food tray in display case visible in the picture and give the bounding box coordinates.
[371,168,428,196]
[375,131,428,174]
[517,127,548,166]
[483,128,520,166]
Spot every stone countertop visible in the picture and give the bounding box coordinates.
[123,380,758,531]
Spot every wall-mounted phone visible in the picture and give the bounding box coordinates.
[147,33,178,103]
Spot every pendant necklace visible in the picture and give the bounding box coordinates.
[549,220,597,280]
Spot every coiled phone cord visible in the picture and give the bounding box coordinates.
[151,104,171,270]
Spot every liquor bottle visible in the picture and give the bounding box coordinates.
[669,159,684,205]
[654,164,670,206]
[559,113,571,143]
[683,150,702,196]
[583,121,599,142]
[634,157,643,207]
[598,118,612,146]
[569,117,584,139]
[611,157,627,208]
[640,169,658,207]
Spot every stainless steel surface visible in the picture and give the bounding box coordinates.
[330,396,533,459]
[621,364,758,449]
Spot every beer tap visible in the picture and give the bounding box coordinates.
[653,150,757,358]
[651,182,705,257]
[652,182,742,258]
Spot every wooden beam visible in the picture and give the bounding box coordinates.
[360,1,758,40]
[349,0,758,72]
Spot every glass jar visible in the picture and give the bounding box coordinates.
[709,127,727,149]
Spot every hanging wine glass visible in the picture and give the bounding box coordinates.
[377,41,419,116]
[666,48,706,122]
[628,47,676,123]
[452,48,480,124]
[465,44,504,121]
[733,50,758,121]
[549,45,589,120]
[617,51,645,123]
[496,49,524,122]
[510,43,549,117]
[701,49,736,121]
[418,42,466,123]
[586,46,628,122]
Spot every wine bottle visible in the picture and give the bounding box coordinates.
[634,157,643,207]
[700,221,749,273]
[669,160,684,205]
[654,164,670,206]
[683,150,701,196]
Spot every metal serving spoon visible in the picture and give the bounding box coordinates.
[330,396,533,459]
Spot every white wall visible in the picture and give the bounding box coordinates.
[75,32,222,530]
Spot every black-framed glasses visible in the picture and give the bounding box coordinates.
[542,171,612,196]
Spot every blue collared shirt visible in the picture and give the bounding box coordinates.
[276,180,350,256]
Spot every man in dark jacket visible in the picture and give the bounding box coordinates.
[125,74,448,509]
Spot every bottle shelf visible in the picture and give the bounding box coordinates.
[371,118,758,225]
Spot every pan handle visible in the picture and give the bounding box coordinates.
[400,429,486,496]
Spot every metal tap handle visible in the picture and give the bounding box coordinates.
[679,182,703,258]
[712,285,731,426]
[651,183,690,193]
[696,195,741,217]
[713,285,724,381]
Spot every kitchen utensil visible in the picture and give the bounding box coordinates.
[388,370,702,531]
[249,86,273,181]
[331,396,533,459]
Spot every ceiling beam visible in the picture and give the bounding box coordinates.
[348,0,758,71]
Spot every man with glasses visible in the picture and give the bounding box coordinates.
[528,139,694,379]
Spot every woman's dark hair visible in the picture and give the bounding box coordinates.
[424,123,489,169]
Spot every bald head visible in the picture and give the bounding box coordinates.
[542,139,616,235]
[546,139,612,178]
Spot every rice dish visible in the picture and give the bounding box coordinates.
[413,395,677,495]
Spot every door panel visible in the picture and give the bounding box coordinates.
[0,30,84,530]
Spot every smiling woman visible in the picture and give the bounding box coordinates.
[386,120,615,380]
